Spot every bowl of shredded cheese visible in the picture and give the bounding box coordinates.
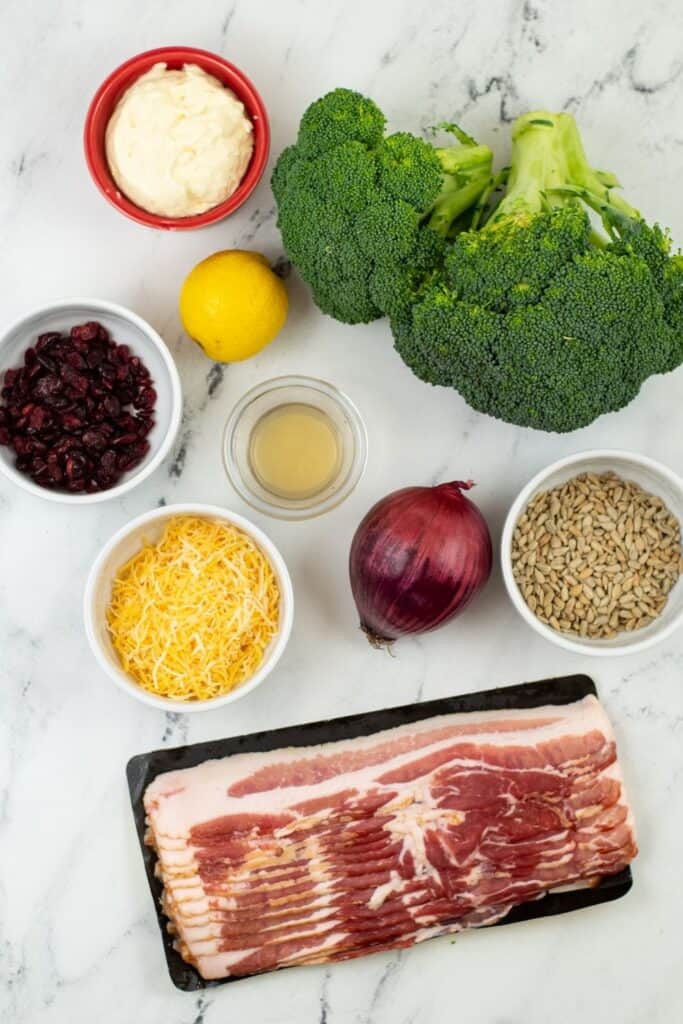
[84,503,293,711]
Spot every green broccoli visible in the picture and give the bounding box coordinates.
[271,89,493,324]
[393,110,683,432]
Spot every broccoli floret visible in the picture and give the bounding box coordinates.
[272,89,493,324]
[393,109,683,432]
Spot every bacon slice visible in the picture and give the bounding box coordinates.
[143,696,637,980]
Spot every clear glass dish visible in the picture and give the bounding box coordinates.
[223,375,368,520]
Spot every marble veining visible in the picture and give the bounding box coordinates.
[1,0,683,1021]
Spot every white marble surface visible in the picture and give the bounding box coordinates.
[1,0,683,1020]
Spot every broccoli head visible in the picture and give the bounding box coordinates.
[272,89,493,324]
[393,110,683,432]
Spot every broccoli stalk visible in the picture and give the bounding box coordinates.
[428,140,495,236]
[485,110,640,234]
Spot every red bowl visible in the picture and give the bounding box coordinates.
[84,46,270,230]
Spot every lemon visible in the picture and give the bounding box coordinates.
[179,250,288,362]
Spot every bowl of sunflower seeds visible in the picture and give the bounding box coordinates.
[501,449,683,655]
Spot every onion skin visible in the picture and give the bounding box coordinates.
[349,481,492,646]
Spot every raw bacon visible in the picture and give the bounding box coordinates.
[143,696,637,980]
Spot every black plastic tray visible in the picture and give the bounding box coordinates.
[127,674,633,991]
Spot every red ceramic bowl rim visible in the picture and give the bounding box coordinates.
[83,46,270,230]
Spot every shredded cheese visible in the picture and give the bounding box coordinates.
[106,516,281,701]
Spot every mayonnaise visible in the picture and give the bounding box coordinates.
[105,63,254,218]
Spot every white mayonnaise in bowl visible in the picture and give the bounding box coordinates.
[84,47,270,230]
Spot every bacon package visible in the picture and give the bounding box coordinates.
[137,678,637,984]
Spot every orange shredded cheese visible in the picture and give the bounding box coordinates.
[106,515,281,701]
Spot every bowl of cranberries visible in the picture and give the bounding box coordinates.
[0,299,182,502]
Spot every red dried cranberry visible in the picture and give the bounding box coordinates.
[28,407,48,431]
[33,375,62,401]
[136,387,157,410]
[103,395,121,417]
[82,428,108,450]
[86,345,105,369]
[36,332,61,350]
[65,350,86,369]
[116,451,139,472]
[100,449,117,472]
[113,432,139,447]
[65,451,88,478]
[71,322,100,342]
[61,413,82,432]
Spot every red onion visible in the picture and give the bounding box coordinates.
[349,481,492,646]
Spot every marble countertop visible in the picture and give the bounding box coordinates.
[2,0,683,1021]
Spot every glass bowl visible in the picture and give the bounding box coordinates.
[223,375,367,520]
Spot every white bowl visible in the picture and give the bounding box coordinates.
[501,450,683,657]
[0,298,182,503]
[84,503,294,711]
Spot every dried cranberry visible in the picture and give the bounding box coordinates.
[136,387,157,410]
[82,428,108,450]
[116,451,139,472]
[65,350,86,369]
[71,322,100,342]
[103,395,120,417]
[65,452,88,478]
[61,413,82,432]
[36,332,61,351]
[33,375,62,401]
[100,449,117,471]
[113,432,140,447]
[86,345,105,369]
[28,407,48,432]
[60,364,90,393]
[53,437,77,456]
